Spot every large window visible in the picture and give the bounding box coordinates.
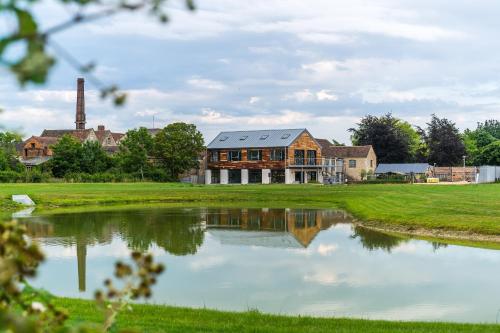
[209,150,219,162]
[307,150,317,165]
[228,150,241,161]
[249,169,262,183]
[307,171,317,182]
[211,169,220,184]
[248,149,262,161]
[271,169,285,183]
[294,150,305,165]
[228,169,241,183]
[270,149,285,161]
[349,160,357,168]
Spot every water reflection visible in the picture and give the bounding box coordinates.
[13,207,493,323]
[19,208,411,293]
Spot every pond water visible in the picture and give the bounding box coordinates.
[12,207,500,323]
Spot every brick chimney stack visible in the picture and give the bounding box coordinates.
[75,78,86,130]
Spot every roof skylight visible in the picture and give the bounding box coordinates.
[239,135,248,141]
[260,134,269,140]
[281,133,290,139]
[219,136,228,141]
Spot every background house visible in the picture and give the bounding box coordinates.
[318,141,376,181]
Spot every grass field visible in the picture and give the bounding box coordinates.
[1,182,500,235]
[54,298,500,333]
[2,183,499,331]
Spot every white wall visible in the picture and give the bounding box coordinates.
[205,170,212,184]
[241,169,249,184]
[220,169,229,184]
[262,169,271,184]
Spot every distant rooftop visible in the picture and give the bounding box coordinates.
[207,129,307,149]
[375,163,431,174]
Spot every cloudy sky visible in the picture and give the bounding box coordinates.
[1,0,500,143]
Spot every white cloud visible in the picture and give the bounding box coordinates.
[187,77,227,90]
[317,243,338,256]
[249,96,261,104]
[135,109,160,117]
[316,89,338,101]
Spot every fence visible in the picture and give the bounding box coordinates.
[477,166,500,183]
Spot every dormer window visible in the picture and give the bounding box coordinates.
[260,134,269,140]
[219,136,228,141]
[239,135,248,141]
[281,133,290,139]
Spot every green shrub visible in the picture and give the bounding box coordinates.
[0,170,20,183]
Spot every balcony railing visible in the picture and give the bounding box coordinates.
[287,158,344,169]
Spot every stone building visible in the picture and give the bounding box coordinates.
[318,140,377,181]
[18,78,124,167]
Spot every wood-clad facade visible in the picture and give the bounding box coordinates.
[205,129,323,184]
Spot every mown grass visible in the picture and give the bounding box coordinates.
[1,182,500,235]
[54,298,500,333]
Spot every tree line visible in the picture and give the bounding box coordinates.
[0,122,204,182]
[349,114,500,166]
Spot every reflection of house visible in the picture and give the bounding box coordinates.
[206,208,338,248]
[318,141,376,181]
[205,129,324,184]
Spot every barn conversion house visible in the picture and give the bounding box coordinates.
[205,129,326,184]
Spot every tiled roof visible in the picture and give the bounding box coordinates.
[111,132,124,142]
[317,139,373,158]
[27,136,59,145]
[207,129,307,149]
[375,163,431,174]
[94,129,112,143]
[41,129,93,142]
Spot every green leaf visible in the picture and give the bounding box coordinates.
[15,9,38,36]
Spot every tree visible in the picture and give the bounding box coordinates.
[80,141,113,174]
[422,115,466,166]
[349,113,418,163]
[477,120,500,139]
[478,141,500,165]
[117,127,154,177]
[0,131,23,171]
[49,135,82,177]
[0,0,195,105]
[154,122,204,179]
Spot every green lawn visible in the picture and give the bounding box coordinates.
[53,298,500,333]
[1,182,500,235]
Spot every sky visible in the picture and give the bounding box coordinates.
[1,0,500,144]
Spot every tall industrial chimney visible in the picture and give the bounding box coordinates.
[75,78,86,130]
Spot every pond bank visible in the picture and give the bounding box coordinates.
[55,298,500,333]
[2,183,500,246]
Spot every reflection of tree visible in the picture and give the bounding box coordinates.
[431,242,448,252]
[21,208,205,256]
[350,226,408,253]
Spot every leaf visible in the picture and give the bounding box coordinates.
[10,40,56,85]
[14,9,38,36]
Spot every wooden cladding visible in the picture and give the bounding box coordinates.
[207,132,321,170]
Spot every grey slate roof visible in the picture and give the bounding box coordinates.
[375,163,431,174]
[207,129,307,149]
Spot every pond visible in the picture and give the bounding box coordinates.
[12,207,500,323]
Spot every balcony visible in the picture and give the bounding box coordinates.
[287,158,344,170]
